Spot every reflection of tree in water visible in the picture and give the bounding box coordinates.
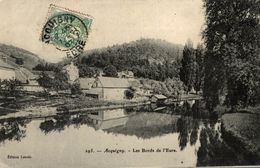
[176,113,242,166]
[105,101,205,143]
[177,117,189,150]
[190,119,200,146]
[104,101,206,144]
[0,119,31,143]
[175,100,223,151]
[39,114,91,134]
[169,100,214,118]
[175,101,204,151]
[196,122,244,166]
[177,116,200,151]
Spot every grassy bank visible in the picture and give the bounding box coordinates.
[221,112,260,164]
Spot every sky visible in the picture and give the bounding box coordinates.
[0,0,205,62]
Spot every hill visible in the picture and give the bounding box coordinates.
[74,39,183,81]
[79,38,183,66]
[0,44,44,70]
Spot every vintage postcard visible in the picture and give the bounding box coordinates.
[0,0,259,168]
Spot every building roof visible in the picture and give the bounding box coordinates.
[19,67,34,79]
[152,94,167,99]
[97,77,131,88]
[15,67,36,83]
[78,78,96,89]
[15,70,28,83]
[0,59,15,70]
[0,58,42,84]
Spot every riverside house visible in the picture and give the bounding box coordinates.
[0,57,44,92]
[151,94,167,104]
[79,77,135,100]
[78,78,97,98]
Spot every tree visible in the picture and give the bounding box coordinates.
[15,58,24,65]
[37,72,53,90]
[2,79,22,97]
[33,63,61,72]
[52,72,71,92]
[0,79,3,93]
[125,89,134,99]
[37,71,70,93]
[78,64,97,78]
[70,83,81,95]
[103,65,118,77]
[194,44,205,93]
[203,0,260,110]
[180,40,196,92]
[78,39,182,81]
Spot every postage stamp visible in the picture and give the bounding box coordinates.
[41,4,93,58]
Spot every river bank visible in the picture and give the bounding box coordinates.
[0,95,150,120]
[221,111,260,165]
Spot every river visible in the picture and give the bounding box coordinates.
[0,101,249,167]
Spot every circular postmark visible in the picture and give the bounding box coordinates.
[41,13,88,51]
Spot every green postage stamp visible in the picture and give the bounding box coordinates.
[41,4,93,58]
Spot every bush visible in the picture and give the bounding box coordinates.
[125,89,134,99]
[70,83,81,95]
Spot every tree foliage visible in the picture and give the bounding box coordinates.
[180,41,196,92]
[37,72,53,90]
[1,79,22,97]
[15,58,24,65]
[180,41,204,93]
[203,0,260,110]
[103,65,118,77]
[33,63,61,72]
[37,71,71,92]
[140,78,184,96]
[77,38,183,81]
[194,44,205,92]
[77,64,99,78]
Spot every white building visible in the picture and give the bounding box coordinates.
[79,77,138,100]
[94,77,131,100]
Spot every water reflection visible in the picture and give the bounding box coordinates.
[197,122,243,166]
[37,102,215,147]
[0,101,253,166]
[105,111,180,139]
[39,114,91,134]
[0,119,31,143]
[88,109,133,130]
[177,117,200,151]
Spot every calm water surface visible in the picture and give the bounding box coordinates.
[0,101,247,168]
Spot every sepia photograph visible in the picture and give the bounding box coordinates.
[0,0,259,167]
